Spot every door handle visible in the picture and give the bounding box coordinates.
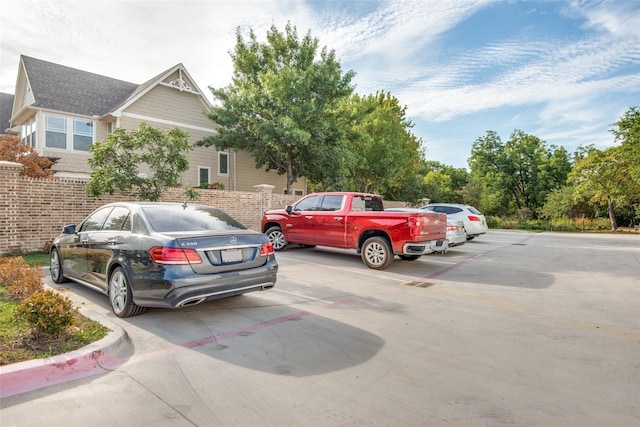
[334,217,343,221]
[305,216,313,219]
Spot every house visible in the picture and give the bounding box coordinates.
[3,55,306,194]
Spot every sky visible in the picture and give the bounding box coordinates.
[1,0,639,169]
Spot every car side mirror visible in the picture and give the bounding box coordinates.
[62,224,76,234]
[285,205,293,215]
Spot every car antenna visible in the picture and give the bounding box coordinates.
[181,202,188,210]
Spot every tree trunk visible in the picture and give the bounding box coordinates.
[286,161,293,195]
[608,201,617,231]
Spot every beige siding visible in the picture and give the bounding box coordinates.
[232,150,306,194]
[124,84,212,129]
[45,148,91,174]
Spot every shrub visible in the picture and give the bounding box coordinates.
[0,257,44,300]
[14,290,77,335]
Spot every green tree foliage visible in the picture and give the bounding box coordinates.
[569,145,636,230]
[86,123,191,201]
[334,91,426,201]
[199,23,355,194]
[421,161,469,203]
[611,107,640,186]
[469,130,571,216]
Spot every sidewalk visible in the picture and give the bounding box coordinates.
[0,280,132,399]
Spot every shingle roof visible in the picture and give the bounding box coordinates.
[0,92,15,133]
[22,55,139,117]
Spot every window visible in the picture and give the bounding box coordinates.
[294,195,320,211]
[21,116,36,148]
[102,207,131,231]
[198,166,210,186]
[218,152,229,176]
[320,195,344,211]
[44,114,94,151]
[79,207,113,232]
[73,119,93,151]
[106,122,114,134]
[45,115,66,149]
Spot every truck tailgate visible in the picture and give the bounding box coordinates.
[419,212,447,239]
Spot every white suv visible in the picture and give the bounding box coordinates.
[421,203,488,240]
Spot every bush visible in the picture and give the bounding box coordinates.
[0,257,44,300]
[14,290,77,335]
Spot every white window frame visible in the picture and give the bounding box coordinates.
[72,119,93,151]
[218,151,229,176]
[44,114,94,152]
[45,114,67,149]
[21,116,37,148]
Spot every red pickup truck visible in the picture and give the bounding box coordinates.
[261,192,448,269]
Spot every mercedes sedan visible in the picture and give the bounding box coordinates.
[50,202,278,317]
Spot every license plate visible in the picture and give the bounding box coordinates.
[221,249,243,263]
[436,240,444,247]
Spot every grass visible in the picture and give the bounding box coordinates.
[21,251,51,267]
[0,254,109,366]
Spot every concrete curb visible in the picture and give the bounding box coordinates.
[0,292,132,399]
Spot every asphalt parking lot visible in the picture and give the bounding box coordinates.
[1,230,639,426]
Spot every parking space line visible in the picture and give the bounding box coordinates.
[273,288,334,304]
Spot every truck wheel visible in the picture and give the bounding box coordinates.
[266,226,288,251]
[399,255,421,261]
[361,236,393,269]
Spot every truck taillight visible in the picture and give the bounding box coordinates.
[408,216,421,236]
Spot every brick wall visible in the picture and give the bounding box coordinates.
[0,161,299,255]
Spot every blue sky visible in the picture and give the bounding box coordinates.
[2,0,639,169]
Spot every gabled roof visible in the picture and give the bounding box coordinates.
[21,55,139,116]
[0,93,15,133]
[19,56,211,119]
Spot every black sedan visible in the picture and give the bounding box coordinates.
[50,202,278,317]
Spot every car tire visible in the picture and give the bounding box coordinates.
[361,236,394,269]
[50,248,68,284]
[266,226,288,251]
[399,255,421,261]
[109,266,145,318]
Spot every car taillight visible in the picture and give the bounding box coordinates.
[468,215,481,222]
[408,216,421,237]
[149,247,202,265]
[260,242,274,256]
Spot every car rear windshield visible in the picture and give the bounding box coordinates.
[142,205,247,232]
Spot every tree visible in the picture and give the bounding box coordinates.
[468,130,571,216]
[0,135,54,178]
[421,160,469,203]
[336,91,425,201]
[468,131,512,215]
[611,106,640,184]
[569,145,635,230]
[198,23,355,194]
[86,123,191,201]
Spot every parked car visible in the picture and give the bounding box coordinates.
[50,202,278,317]
[386,208,466,248]
[421,203,488,240]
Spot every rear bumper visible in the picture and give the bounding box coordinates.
[402,239,449,255]
[130,262,278,308]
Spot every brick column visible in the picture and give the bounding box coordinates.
[0,161,24,255]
